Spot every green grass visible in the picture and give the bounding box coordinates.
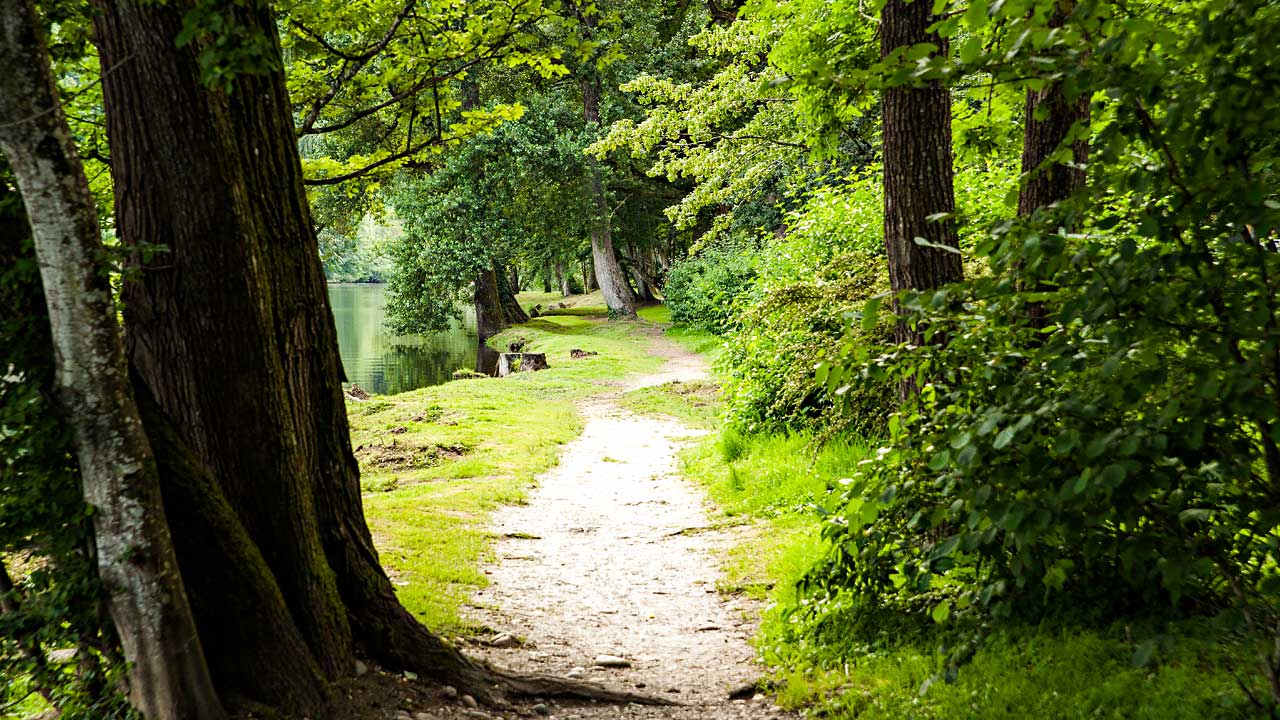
[352,308,665,633]
[636,302,724,363]
[619,380,723,428]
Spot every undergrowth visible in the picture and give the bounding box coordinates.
[642,362,1259,719]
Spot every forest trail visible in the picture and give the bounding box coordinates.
[459,326,792,719]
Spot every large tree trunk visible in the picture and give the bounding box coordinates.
[581,79,637,317]
[0,2,224,717]
[474,265,506,340]
[881,0,963,347]
[91,2,353,705]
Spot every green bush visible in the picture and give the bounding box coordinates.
[663,242,757,333]
[719,173,895,436]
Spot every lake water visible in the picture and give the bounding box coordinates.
[328,284,479,395]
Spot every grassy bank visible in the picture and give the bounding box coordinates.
[627,357,1258,719]
[351,295,667,633]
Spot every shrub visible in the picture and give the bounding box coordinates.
[663,242,757,333]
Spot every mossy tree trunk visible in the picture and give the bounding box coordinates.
[90,0,505,712]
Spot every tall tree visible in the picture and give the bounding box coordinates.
[563,0,639,316]
[0,1,224,716]
[88,0,657,714]
[880,0,963,349]
[582,74,640,316]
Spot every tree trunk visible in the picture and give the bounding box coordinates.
[628,246,658,303]
[0,2,224,717]
[92,0,353,699]
[497,260,530,325]
[1016,2,1088,329]
[554,261,572,296]
[581,78,637,317]
[1017,4,1088,220]
[542,260,552,293]
[881,0,963,347]
[585,258,599,292]
[474,266,506,340]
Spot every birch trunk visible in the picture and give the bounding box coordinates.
[0,1,223,717]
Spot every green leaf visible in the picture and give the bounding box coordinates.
[931,601,951,624]
[929,449,951,470]
[992,426,1016,449]
[862,295,883,333]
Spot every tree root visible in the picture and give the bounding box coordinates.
[487,660,683,706]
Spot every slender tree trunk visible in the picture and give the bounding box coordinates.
[881,0,963,348]
[1016,2,1088,329]
[1017,5,1088,220]
[585,258,599,292]
[0,2,224,717]
[554,261,572,296]
[474,266,505,339]
[542,260,552,293]
[581,78,637,317]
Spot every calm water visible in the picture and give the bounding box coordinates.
[328,284,478,395]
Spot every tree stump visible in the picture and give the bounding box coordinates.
[498,353,549,376]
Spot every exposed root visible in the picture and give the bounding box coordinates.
[489,662,684,706]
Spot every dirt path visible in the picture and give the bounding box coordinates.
[456,330,791,720]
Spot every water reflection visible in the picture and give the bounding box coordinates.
[328,284,480,394]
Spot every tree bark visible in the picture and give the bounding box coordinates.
[1017,3,1088,219]
[581,78,637,317]
[0,2,224,717]
[881,0,963,347]
[496,259,530,325]
[1016,1,1088,328]
[91,0,353,695]
[474,266,506,340]
[584,258,599,292]
[554,261,572,296]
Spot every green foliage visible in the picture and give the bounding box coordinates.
[662,242,758,333]
[808,0,1280,702]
